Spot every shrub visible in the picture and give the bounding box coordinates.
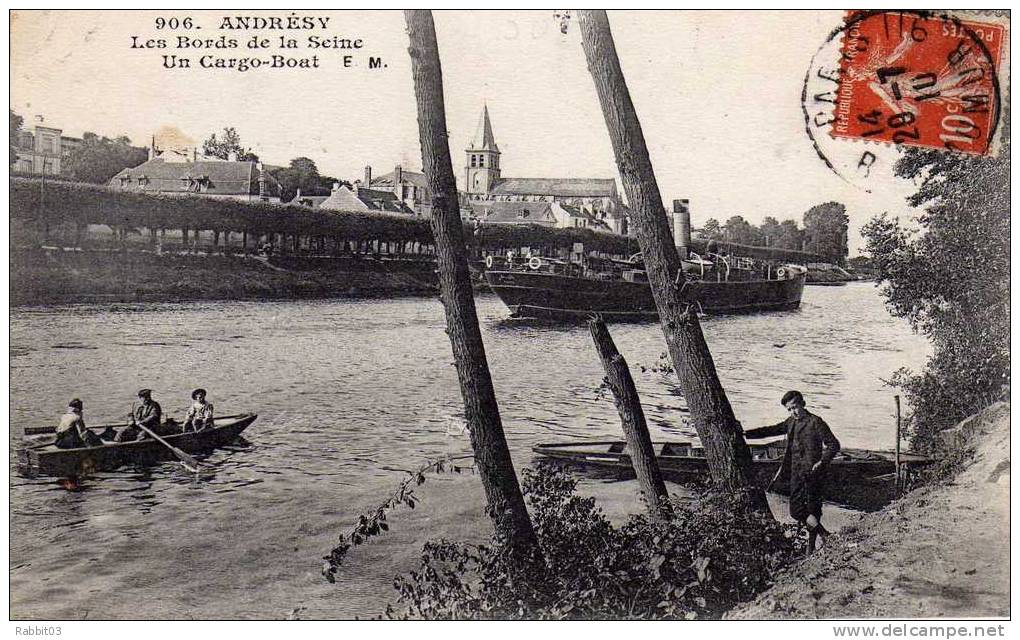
[387,465,796,620]
[861,131,1009,458]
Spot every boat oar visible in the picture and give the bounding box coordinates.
[132,422,203,473]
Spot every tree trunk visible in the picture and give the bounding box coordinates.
[404,9,545,572]
[589,317,671,519]
[577,10,766,511]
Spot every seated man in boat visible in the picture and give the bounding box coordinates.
[115,389,165,442]
[55,399,104,448]
[183,388,214,431]
[744,390,841,554]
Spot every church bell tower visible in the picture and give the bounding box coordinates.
[464,105,501,197]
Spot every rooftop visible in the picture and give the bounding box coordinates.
[490,177,618,198]
[109,157,282,197]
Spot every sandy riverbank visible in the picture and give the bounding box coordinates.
[729,401,1010,619]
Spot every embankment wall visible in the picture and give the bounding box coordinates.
[10,248,440,306]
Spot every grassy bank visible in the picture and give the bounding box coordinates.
[728,401,1010,619]
[9,248,440,306]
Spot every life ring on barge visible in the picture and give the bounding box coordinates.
[528,256,543,270]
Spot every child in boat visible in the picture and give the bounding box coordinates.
[183,388,214,431]
[55,399,103,448]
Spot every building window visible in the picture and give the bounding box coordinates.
[478,155,484,168]
[470,155,477,168]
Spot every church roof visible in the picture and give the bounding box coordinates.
[490,177,618,198]
[370,168,429,189]
[468,105,499,153]
[109,157,282,197]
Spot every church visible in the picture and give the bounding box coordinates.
[363,106,629,234]
[461,106,628,234]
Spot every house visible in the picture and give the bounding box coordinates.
[12,120,82,175]
[469,200,610,230]
[358,165,432,216]
[470,201,559,226]
[109,156,283,203]
[288,190,331,209]
[315,182,414,214]
[461,105,629,235]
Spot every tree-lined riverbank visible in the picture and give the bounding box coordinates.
[729,402,1010,619]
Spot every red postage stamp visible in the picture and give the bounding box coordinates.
[831,11,1007,156]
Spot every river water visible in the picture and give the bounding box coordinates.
[9,284,930,619]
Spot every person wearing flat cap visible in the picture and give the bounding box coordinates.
[115,389,164,442]
[184,388,214,432]
[744,390,841,554]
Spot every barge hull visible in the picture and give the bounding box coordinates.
[485,270,805,319]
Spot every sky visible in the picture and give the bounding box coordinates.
[10,10,929,254]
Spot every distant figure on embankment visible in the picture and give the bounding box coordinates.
[745,390,841,554]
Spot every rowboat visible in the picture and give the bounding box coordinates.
[17,413,258,477]
[532,439,935,511]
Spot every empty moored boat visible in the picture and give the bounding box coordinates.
[532,439,934,511]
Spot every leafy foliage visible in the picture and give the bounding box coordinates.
[700,218,722,240]
[803,201,849,265]
[701,213,811,253]
[723,215,762,246]
[202,126,259,162]
[271,157,349,203]
[64,132,148,184]
[323,454,475,584]
[386,466,796,620]
[10,177,826,263]
[774,219,806,251]
[10,176,644,254]
[861,127,1010,454]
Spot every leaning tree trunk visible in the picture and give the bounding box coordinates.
[404,10,545,572]
[589,318,671,519]
[577,10,766,511]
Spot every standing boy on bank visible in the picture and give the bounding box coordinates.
[745,390,841,553]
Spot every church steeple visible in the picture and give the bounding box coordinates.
[465,104,501,196]
[471,104,499,152]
